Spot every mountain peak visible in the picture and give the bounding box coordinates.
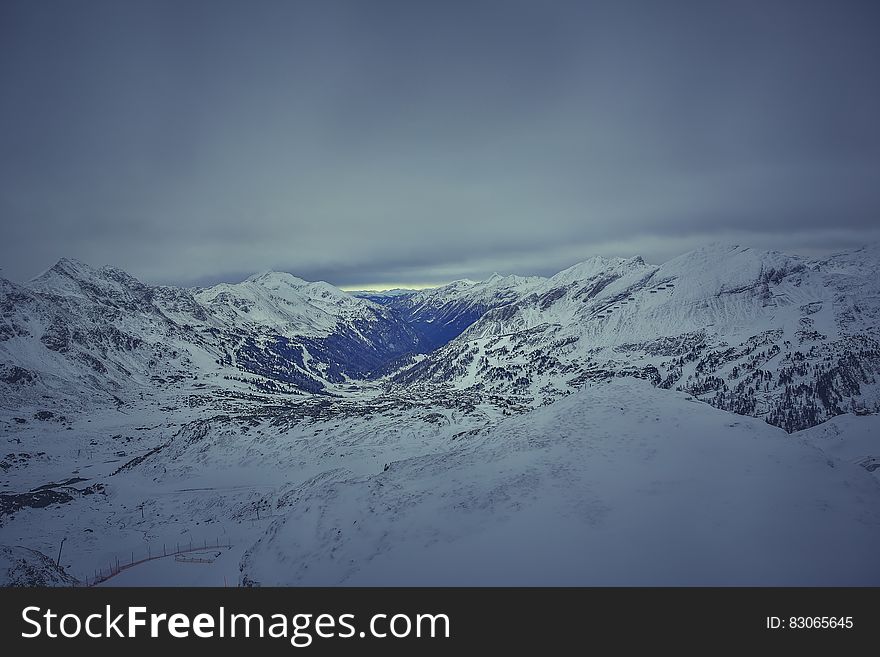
[28,258,98,290]
[447,278,477,287]
[33,258,149,288]
[663,242,804,276]
[46,257,93,278]
[552,254,650,284]
[627,255,646,267]
[244,271,310,287]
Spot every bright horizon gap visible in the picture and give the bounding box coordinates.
[340,282,446,293]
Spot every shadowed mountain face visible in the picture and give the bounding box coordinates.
[2,243,880,430]
[355,274,547,354]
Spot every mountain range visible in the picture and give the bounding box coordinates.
[2,242,879,585]
[3,242,879,430]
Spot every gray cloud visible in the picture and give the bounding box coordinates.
[1,0,878,288]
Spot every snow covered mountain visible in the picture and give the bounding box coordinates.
[356,274,546,356]
[393,274,546,353]
[3,243,879,428]
[1,258,207,409]
[392,243,880,432]
[0,259,422,407]
[191,271,422,390]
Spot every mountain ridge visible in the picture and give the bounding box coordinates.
[3,242,879,431]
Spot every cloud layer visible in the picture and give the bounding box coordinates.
[2,1,879,287]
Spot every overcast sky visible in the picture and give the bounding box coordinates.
[1,0,879,289]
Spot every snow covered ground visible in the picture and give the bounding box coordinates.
[98,546,245,587]
[0,380,499,586]
[240,380,880,586]
[7,377,878,586]
[798,414,880,482]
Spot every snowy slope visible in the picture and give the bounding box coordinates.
[797,412,880,480]
[240,379,880,585]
